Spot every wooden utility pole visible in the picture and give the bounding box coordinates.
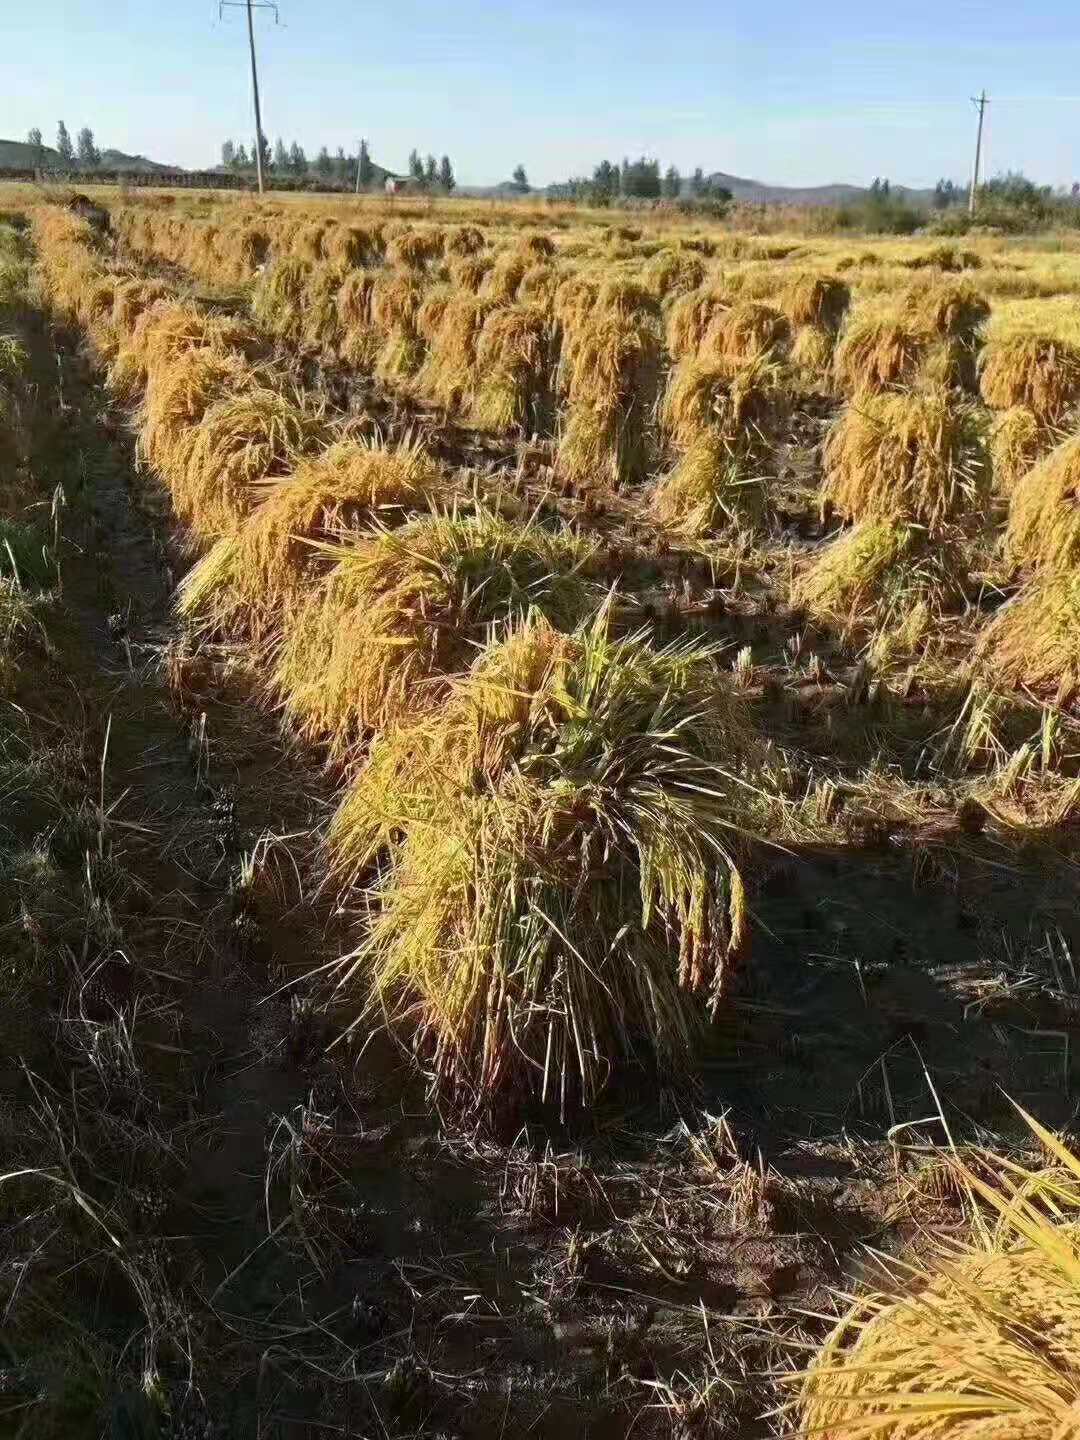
[355,139,364,195]
[220,0,279,194]
[968,90,988,215]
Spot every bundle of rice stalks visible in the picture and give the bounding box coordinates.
[517,262,559,307]
[448,255,493,294]
[553,272,601,334]
[781,272,850,332]
[273,506,598,754]
[444,224,485,258]
[651,437,768,538]
[336,268,378,366]
[216,223,271,280]
[139,347,252,477]
[661,351,788,454]
[798,1106,1080,1440]
[823,388,985,529]
[703,301,790,363]
[328,610,779,1106]
[178,439,444,637]
[470,304,552,432]
[904,242,983,272]
[165,385,324,538]
[901,281,990,339]
[979,333,1080,423]
[557,312,661,489]
[417,294,497,410]
[989,405,1046,494]
[596,277,655,319]
[371,271,425,379]
[484,250,529,303]
[415,286,455,345]
[387,228,443,270]
[323,223,383,269]
[291,220,333,264]
[110,278,172,345]
[833,313,925,396]
[110,302,254,402]
[299,262,348,352]
[790,324,837,387]
[976,571,1080,699]
[1004,434,1080,571]
[641,248,707,301]
[665,282,733,359]
[793,516,917,625]
[252,255,310,343]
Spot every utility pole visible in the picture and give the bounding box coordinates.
[968,90,988,216]
[220,0,279,194]
[355,139,364,196]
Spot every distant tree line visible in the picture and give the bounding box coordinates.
[548,157,731,207]
[24,122,104,170]
[219,137,455,192]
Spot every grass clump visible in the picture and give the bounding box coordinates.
[272,506,599,756]
[328,611,780,1108]
[178,439,445,637]
[979,332,1080,423]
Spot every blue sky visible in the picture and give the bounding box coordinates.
[7,1,1080,188]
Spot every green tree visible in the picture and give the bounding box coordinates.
[76,126,100,169]
[438,155,455,191]
[662,164,681,199]
[56,121,74,166]
[27,127,44,167]
[358,139,373,188]
[409,149,424,182]
[256,135,271,173]
[221,139,236,169]
[621,156,661,198]
[334,146,349,181]
[689,166,705,197]
[273,136,288,171]
[592,159,619,202]
[235,142,249,170]
[512,163,528,190]
[288,141,308,175]
[423,153,438,187]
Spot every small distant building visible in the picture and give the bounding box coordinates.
[385,176,408,195]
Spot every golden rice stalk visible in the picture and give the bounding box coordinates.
[1004,433,1080,571]
[110,278,172,343]
[328,610,777,1107]
[448,255,493,294]
[110,302,254,403]
[484,250,529,303]
[791,323,836,387]
[178,439,445,637]
[371,271,425,379]
[799,1106,1080,1440]
[979,333,1080,423]
[793,517,916,625]
[323,223,383,269]
[596,276,655,318]
[291,220,333,264]
[216,223,271,280]
[781,272,850,331]
[823,388,984,529]
[517,262,559,307]
[415,286,455,345]
[900,280,990,339]
[138,347,252,477]
[272,507,598,756]
[299,262,348,353]
[556,312,660,489]
[651,436,767,538]
[386,228,443,270]
[470,304,551,432]
[553,272,601,333]
[702,301,790,362]
[444,224,486,257]
[989,406,1046,494]
[977,571,1080,700]
[641,248,707,300]
[834,313,925,396]
[661,351,788,454]
[336,268,378,366]
[416,293,497,411]
[665,283,734,359]
[252,255,311,342]
[166,386,324,538]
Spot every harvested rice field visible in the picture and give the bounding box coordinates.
[7,183,1080,1438]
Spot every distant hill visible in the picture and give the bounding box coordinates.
[0,138,178,173]
[706,171,937,208]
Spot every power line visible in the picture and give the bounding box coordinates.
[220,0,278,194]
[968,90,989,216]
